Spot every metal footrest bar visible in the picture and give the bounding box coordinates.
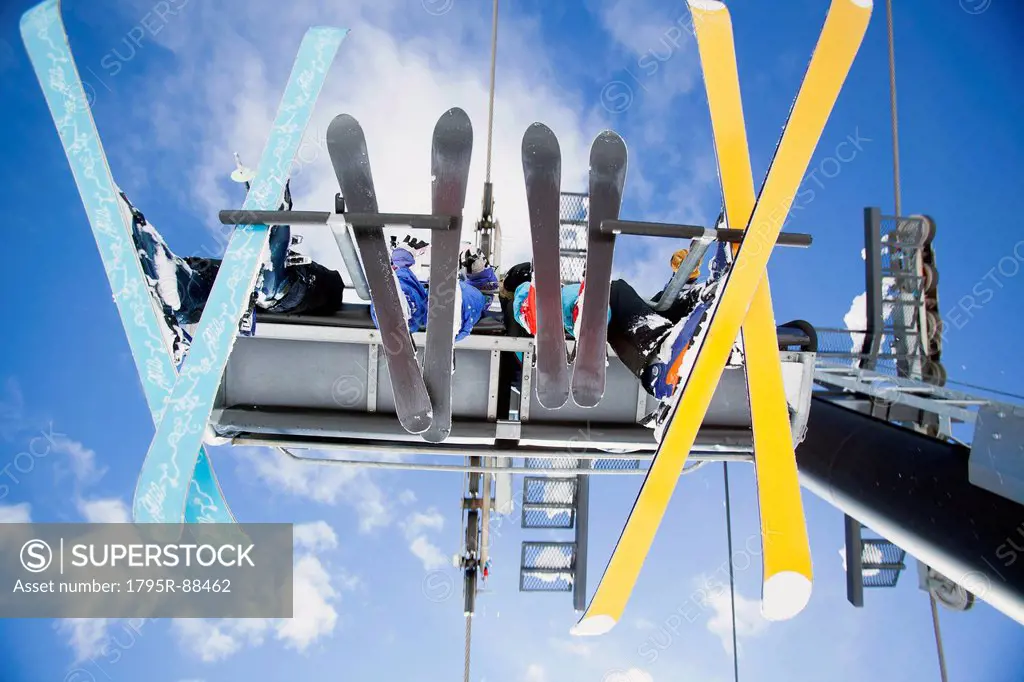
[219,209,457,231]
[600,219,813,246]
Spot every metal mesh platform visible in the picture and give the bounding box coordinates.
[593,458,642,471]
[522,508,574,529]
[861,539,906,589]
[519,542,576,592]
[521,476,577,529]
[559,192,588,283]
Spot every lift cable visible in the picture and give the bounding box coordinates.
[885,0,902,218]
[484,0,499,186]
[885,2,947,679]
[464,614,473,682]
[723,463,739,682]
[941,379,1024,403]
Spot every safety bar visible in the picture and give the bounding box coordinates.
[600,219,813,246]
[218,210,458,231]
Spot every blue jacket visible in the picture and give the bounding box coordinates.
[457,280,489,341]
[370,265,429,332]
[371,260,492,339]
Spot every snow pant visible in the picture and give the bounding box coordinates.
[607,279,702,397]
[178,258,345,324]
[607,280,676,380]
[128,202,344,326]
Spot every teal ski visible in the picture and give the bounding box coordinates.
[20,0,239,524]
[133,27,347,523]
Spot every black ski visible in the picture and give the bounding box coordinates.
[522,123,570,409]
[326,113,433,434]
[571,131,627,407]
[422,108,473,443]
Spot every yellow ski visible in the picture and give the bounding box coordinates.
[690,0,812,621]
[572,0,872,636]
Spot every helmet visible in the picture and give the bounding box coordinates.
[459,244,489,277]
[670,248,701,281]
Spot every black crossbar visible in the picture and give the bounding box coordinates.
[218,210,457,230]
[600,219,813,247]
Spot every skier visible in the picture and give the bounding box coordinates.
[121,190,345,364]
[374,238,499,341]
[504,242,730,399]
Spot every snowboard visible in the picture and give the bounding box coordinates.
[689,0,813,622]
[570,131,627,407]
[134,25,347,523]
[19,0,249,524]
[522,123,571,409]
[423,108,473,443]
[326,113,433,434]
[573,0,872,636]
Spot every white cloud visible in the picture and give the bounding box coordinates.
[0,377,25,440]
[174,520,351,662]
[844,291,867,353]
[77,498,130,523]
[294,520,339,553]
[57,619,111,664]
[0,502,31,523]
[604,668,654,682]
[236,447,391,532]
[174,619,249,663]
[408,536,448,571]
[398,489,417,505]
[524,663,547,682]
[50,436,106,488]
[402,509,444,537]
[632,617,656,631]
[276,553,340,650]
[123,0,597,281]
[401,508,448,571]
[703,584,770,655]
[548,637,592,657]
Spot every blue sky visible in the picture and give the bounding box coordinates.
[1,0,1023,680]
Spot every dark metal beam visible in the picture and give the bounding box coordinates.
[797,398,1024,624]
[844,515,865,607]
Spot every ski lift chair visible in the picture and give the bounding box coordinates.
[206,214,819,468]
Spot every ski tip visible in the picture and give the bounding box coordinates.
[523,121,557,148]
[307,25,351,38]
[687,0,727,11]
[421,424,451,443]
[570,614,616,637]
[592,130,627,155]
[535,387,570,410]
[399,411,434,435]
[327,113,363,141]
[19,0,58,36]
[438,107,472,128]
[761,571,812,621]
[522,123,561,170]
[571,382,604,409]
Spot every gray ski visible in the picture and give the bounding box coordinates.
[326,113,433,434]
[422,108,473,443]
[522,123,570,409]
[571,131,627,407]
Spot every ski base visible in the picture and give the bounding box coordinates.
[570,131,627,407]
[422,108,473,443]
[574,0,872,634]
